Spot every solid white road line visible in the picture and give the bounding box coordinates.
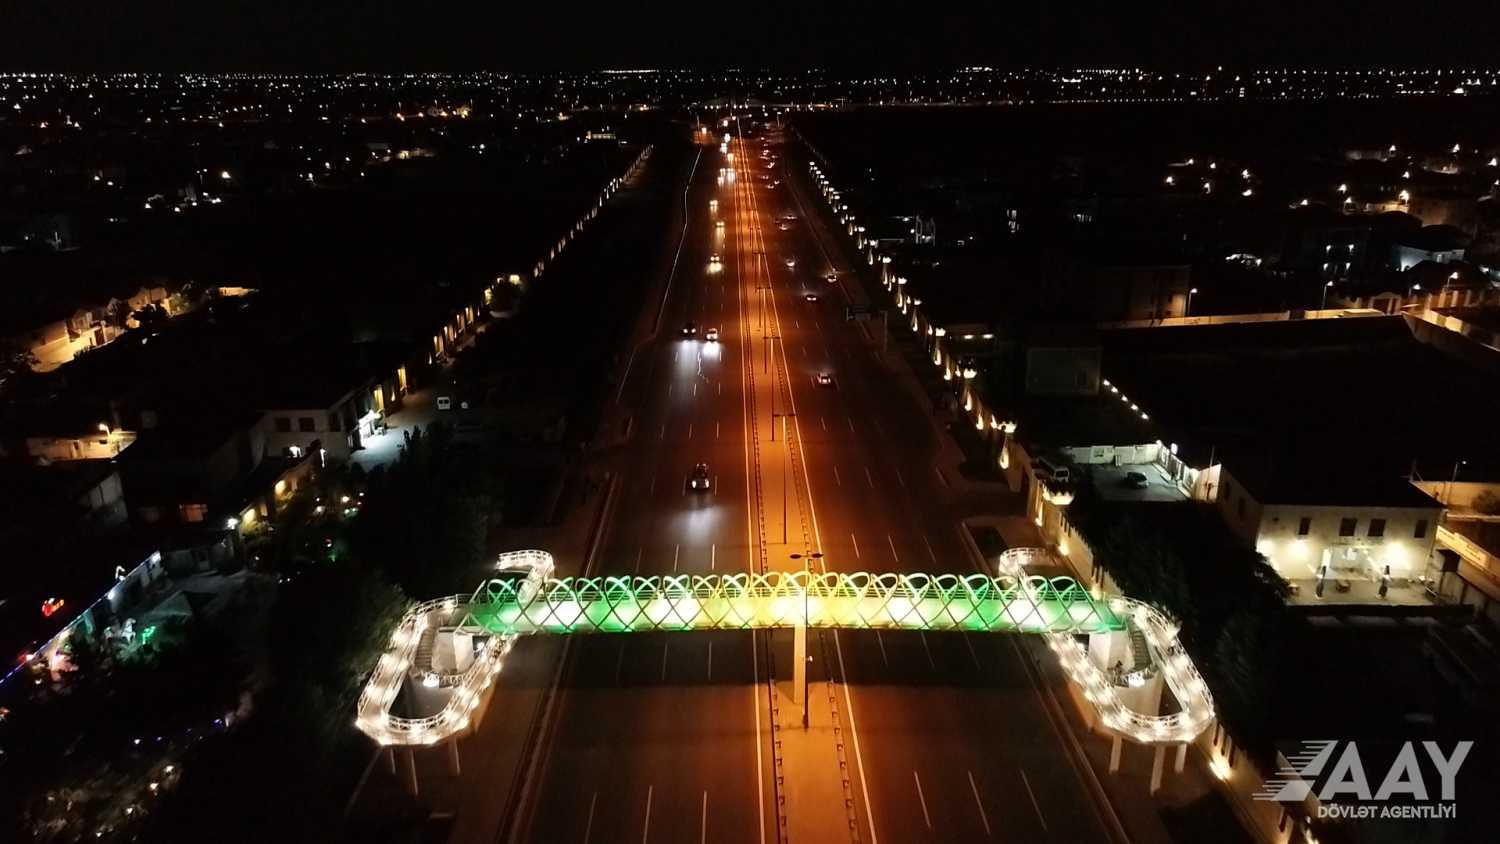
[924,534,938,565]
[913,770,933,830]
[634,547,643,574]
[660,642,670,682]
[701,791,709,844]
[673,543,680,572]
[707,640,713,680]
[875,631,889,667]
[847,416,856,434]
[963,634,983,671]
[967,771,992,837]
[584,791,599,844]
[850,533,861,559]
[642,784,654,844]
[1020,768,1049,833]
[887,533,900,563]
[834,465,842,486]
[865,467,875,488]
[711,543,717,570]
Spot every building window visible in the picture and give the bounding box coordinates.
[275,416,292,432]
[1297,517,1312,536]
[1368,519,1386,538]
[1339,517,1357,537]
[179,503,207,523]
[1414,519,1429,539]
[298,417,316,432]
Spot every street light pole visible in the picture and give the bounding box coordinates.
[1322,280,1334,310]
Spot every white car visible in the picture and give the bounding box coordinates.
[436,396,453,411]
[709,253,721,265]
[815,372,835,387]
[804,293,820,303]
[716,220,725,229]
[705,327,720,342]
[784,257,797,269]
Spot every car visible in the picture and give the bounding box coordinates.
[709,199,718,213]
[825,273,838,283]
[688,463,712,492]
[770,180,781,188]
[804,293,820,303]
[715,220,725,229]
[682,321,697,337]
[709,253,721,264]
[815,372,835,387]
[436,396,453,411]
[784,257,797,269]
[1122,471,1149,489]
[705,327,720,342]
[777,221,792,231]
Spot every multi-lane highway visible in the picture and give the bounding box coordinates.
[504,118,1115,844]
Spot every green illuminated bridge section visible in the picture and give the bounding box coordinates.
[458,571,1125,636]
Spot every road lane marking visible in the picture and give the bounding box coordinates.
[913,771,933,830]
[673,543,680,572]
[716,421,720,439]
[642,784,654,844]
[924,534,938,564]
[688,423,694,439]
[649,473,657,495]
[1020,769,1049,833]
[963,634,983,671]
[935,465,949,487]
[661,642,670,682]
[711,543,717,570]
[876,632,889,667]
[694,382,698,398]
[701,791,709,844]
[833,465,842,486]
[967,771,992,837]
[718,381,722,396]
[820,415,827,431]
[584,791,598,844]
[865,467,875,488]
[660,423,666,441]
[850,533,860,558]
[707,641,713,680]
[887,533,900,563]
[896,468,905,488]
[847,416,856,433]
[920,633,937,671]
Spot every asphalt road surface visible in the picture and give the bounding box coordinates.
[505,119,1114,844]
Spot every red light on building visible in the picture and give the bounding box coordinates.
[41,598,65,618]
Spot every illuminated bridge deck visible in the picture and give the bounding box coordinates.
[458,571,1125,635]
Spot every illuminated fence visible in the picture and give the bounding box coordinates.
[458,571,1125,636]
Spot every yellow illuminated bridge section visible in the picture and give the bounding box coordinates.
[459,571,1124,635]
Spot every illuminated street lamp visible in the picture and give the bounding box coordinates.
[1321,280,1334,309]
[1185,287,1199,316]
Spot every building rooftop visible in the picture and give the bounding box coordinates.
[1098,315,1500,480]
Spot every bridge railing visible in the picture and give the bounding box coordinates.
[461,570,1124,635]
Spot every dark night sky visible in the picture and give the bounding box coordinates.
[2,0,1497,71]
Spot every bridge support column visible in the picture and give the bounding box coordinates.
[402,748,420,796]
[1109,734,1122,773]
[1174,742,1187,774]
[448,740,462,776]
[1150,744,1166,794]
[793,622,808,727]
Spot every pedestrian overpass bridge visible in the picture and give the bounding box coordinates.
[356,549,1215,751]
